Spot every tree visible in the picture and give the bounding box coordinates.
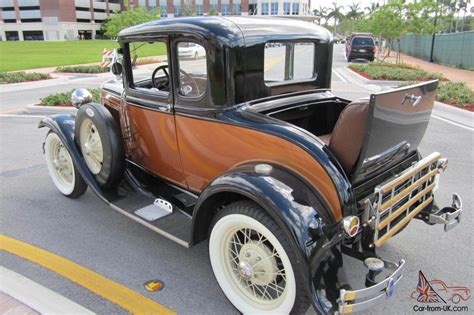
[346,2,363,20]
[327,1,345,35]
[313,5,328,25]
[104,7,160,37]
[365,2,379,16]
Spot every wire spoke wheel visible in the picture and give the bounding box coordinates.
[79,119,104,175]
[209,203,298,313]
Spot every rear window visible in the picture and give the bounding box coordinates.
[264,42,316,84]
[352,37,374,46]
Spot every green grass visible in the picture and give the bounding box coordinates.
[349,63,444,81]
[40,88,101,106]
[0,71,51,84]
[0,40,166,71]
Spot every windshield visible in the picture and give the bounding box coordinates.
[352,37,374,46]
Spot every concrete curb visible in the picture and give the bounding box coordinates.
[25,104,77,115]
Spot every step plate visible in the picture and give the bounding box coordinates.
[135,199,173,221]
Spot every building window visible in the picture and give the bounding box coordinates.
[2,7,15,11]
[270,2,278,15]
[23,30,44,41]
[174,5,181,16]
[222,4,230,15]
[77,19,91,22]
[160,5,167,17]
[261,2,269,15]
[21,18,42,22]
[5,31,19,41]
[93,8,106,13]
[3,19,17,23]
[19,6,40,10]
[283,2,290,14]
[233,4,241,15]
[195,4,203,15]
[75,7,90,11]
[209,4,218,12]
[249,3,257,15]
[291,2,299,15]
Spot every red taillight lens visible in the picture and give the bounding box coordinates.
[343,216,360,238]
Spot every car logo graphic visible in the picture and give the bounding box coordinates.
[410,271,471,304]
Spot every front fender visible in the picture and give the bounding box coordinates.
[193,163,342,313]
[38,114,107,203]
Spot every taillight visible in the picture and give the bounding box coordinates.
[342,216,360,238]
[372,47,376,53]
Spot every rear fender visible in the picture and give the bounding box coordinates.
[193,163,342,313]
[38,114,107,203]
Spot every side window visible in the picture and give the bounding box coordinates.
[177,42,207,98]
[264,42,315,84]
[128,41,170,95]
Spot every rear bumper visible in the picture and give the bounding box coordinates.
[338,259,405,314]
[349,51,374,59]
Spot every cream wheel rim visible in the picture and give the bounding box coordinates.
[45,133,75,195]
[209,214,296,313]
[79,119,103,175]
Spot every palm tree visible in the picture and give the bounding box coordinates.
[327,1,345,35]
[313,5,328,25]
[365,2,379,16]
[346,2,363,20]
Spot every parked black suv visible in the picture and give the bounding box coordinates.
[346,33,376,62]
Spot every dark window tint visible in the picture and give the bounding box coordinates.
[352,37,374,46]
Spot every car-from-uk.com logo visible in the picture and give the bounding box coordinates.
[411,271,470,312]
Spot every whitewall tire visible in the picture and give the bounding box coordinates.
[44,132,87,198]
[209,201,309,314]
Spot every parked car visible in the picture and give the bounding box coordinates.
[346,32,376,62]
[177,41,206,59]
[40,17,463,314]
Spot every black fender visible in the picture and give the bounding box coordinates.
[38,114,108,203]
[192,163,343,313]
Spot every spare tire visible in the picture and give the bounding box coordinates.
[75,103,124,188]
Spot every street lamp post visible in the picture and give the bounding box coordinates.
[429,1,439,63]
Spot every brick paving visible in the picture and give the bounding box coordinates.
[0,292,39,315]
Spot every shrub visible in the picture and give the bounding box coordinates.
[40,88,101,106]
[349,64,444,81]
[0,71,51,84]
[399,81,473,107]
[55,65,110,73]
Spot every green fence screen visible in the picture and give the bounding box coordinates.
[396,31,474,69]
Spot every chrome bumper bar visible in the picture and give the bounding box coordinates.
[338,259,405,314]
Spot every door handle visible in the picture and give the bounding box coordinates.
[401,94,422,107]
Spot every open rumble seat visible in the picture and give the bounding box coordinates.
[319,99,370,174]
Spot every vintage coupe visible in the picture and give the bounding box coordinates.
[40,17,463,314]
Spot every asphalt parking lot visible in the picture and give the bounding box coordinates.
[0,44,473,314]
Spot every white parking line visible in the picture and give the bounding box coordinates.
[432,114,474,132]
[332,69,348,82]
[0,114,46,118]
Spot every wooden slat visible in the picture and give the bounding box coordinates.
[375,196,433,247]
[378,182,435,230]
[380,168,439,212]
[379,152,440,194]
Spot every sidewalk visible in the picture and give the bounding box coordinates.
[383,52,474,89]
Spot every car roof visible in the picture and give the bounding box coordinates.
[118,16,332,46]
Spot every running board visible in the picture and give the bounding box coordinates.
[110,191,192,248]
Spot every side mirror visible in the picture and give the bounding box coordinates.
[111,62,123,76]
[71,89,93,108]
